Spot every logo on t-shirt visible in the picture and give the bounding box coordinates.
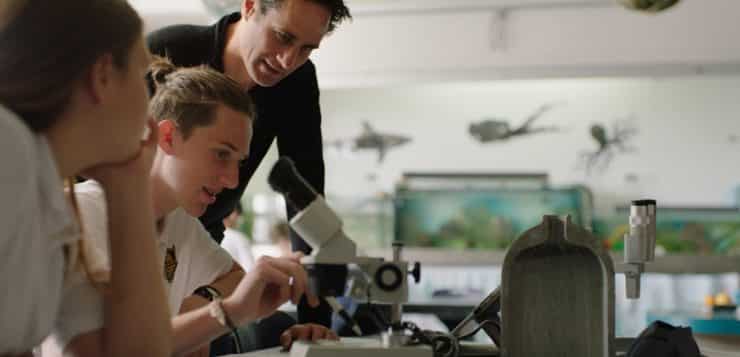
[164,245,177,283]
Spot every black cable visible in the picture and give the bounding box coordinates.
[455,319,500,341]
[371,313,499,357]
[403,321,460,357]
[361,278,495,357]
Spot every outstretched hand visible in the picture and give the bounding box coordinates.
[224,252,320,325]
[280,323,339,350]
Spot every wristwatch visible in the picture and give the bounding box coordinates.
[209,297,237,331]
[193,285,222,301]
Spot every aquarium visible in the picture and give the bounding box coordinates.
[594,207,740,255]
[394,186,593,249]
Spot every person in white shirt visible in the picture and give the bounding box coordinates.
[43,58,336,357]
[270,221,294,257]
[0,1,171,356]
[221,202,256,271]
[252,221,294,259]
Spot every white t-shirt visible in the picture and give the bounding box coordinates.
[0,104,80,354]
[220,228,255,271]
[43,180,234,351]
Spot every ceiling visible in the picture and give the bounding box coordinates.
[131,0,617,16]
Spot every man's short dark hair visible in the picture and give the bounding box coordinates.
[259,0,351,33]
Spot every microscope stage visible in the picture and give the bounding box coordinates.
[290,337,433,357]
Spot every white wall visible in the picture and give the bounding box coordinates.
[312,0,740,88]
[135,0,740,88]
[130,0,740,214]
[318,75,740,214]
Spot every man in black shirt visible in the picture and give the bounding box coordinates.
[148,0,351,332]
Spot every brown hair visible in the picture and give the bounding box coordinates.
[0,0,24,30]
[259,0,351,33]
[0,0,143,132]
[270,221,291,244]
[148,57,256,138]
[64,179,110,291]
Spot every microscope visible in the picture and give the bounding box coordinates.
[269,157,657,356]
[268,158,426,357]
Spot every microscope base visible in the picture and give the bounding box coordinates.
[290,338,433,357]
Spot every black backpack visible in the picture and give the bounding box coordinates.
[627,320,701,357]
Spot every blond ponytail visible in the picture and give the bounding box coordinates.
[64,179,110,293]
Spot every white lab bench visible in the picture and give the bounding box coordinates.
[225,336,740,357]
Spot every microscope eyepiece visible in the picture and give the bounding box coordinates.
[268,157,318,211]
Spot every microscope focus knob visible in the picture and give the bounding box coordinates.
[375,264,403,292]
[409,262,421,284]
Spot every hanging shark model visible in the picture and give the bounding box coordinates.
[324,122,412,163]
[469,103,560,143]
[617,0,681,12]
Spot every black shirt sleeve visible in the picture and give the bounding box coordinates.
[265,61,335,327]
[274,61,326,253]
[147,24,218,68]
